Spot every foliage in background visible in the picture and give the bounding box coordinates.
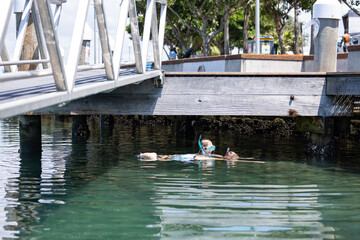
[126,0,356,58]
[167,0,250,56]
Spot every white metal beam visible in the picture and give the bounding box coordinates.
[0,0,168,92]
[141,0,155,73]
[36,0,67,91]
[129,0,143,73]
[158,4,167,68]
[53,4,62,30]
[1,43,12,72]
[0,0,14,57]
[65,0,90,92]
[12,0,34,72]
[0,64,105,82]
[32,0,50,69]
[151,2,160,70]
[94,0,114,80]
[0,59,49,66]
[113,0,130,80]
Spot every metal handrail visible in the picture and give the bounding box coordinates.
[0,59,50,66]
[0,0,167,91]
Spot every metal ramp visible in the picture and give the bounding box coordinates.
[0,68,162,118]
[0,0,167,119]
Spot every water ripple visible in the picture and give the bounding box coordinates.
[152,177,345,238]
[2,119,360,239]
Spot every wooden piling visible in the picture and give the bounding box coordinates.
[72,115,90,139]
[19,115,42,154]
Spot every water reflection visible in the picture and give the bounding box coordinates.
[152,165,336,239]
[16,153,42,237]
[0,119,21,238]
[41,117,70,201]
[1,119,360,239]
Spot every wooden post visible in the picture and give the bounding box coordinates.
[16,13,39,71]
[54,115,67,122]
[72,115,90,139]
[334,117,351,138]
[100,115,114,136]
[296,117,336,156]
[19,115,42,154]
[17,10,42,154]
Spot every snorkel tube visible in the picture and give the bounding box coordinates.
[225,148,230,156]
[198,135,206,155]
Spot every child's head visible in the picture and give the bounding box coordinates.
[224,151,239,160]
[200,139,216,155]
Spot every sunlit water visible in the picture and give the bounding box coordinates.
[1,118,360,239]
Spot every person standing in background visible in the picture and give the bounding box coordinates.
[341,31,351,53]
[169,45,179,59]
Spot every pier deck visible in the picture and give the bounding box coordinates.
[35,72,360,117]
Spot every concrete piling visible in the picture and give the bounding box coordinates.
[314,19,339,72]
[306,0,344,156]
[313,0,341,72]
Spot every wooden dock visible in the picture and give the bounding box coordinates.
[35,72,360,117]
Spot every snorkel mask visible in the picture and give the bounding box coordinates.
[198,135,216,155]
[204,145,216,152]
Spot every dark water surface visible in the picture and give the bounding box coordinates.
[1,118,360,239]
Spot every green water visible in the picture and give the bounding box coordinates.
[1,118,360,239]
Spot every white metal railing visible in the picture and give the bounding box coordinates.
[0,0,167,92]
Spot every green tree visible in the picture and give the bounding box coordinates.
[281,17,307,53]
[168,0,249,56]
[287,0,315,54]
[165,0,201,55]
[221,1,275,53]
[263,0,295,54]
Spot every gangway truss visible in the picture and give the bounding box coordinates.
[0,0,167,119]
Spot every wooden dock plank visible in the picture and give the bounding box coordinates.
[40,94,352,117]
[327,74,360,95]
[161,76,326,96]
[3,71,359,118]
[37,75,353,117]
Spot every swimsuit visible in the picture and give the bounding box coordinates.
[170,154,197,162]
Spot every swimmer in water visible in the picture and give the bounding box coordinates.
[139,147,263,163]
[140,136,234,161]
[224,150,239,160]
[193,137,223,160]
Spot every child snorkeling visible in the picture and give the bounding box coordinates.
[139,136,238,161]
[193,136,223,160]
